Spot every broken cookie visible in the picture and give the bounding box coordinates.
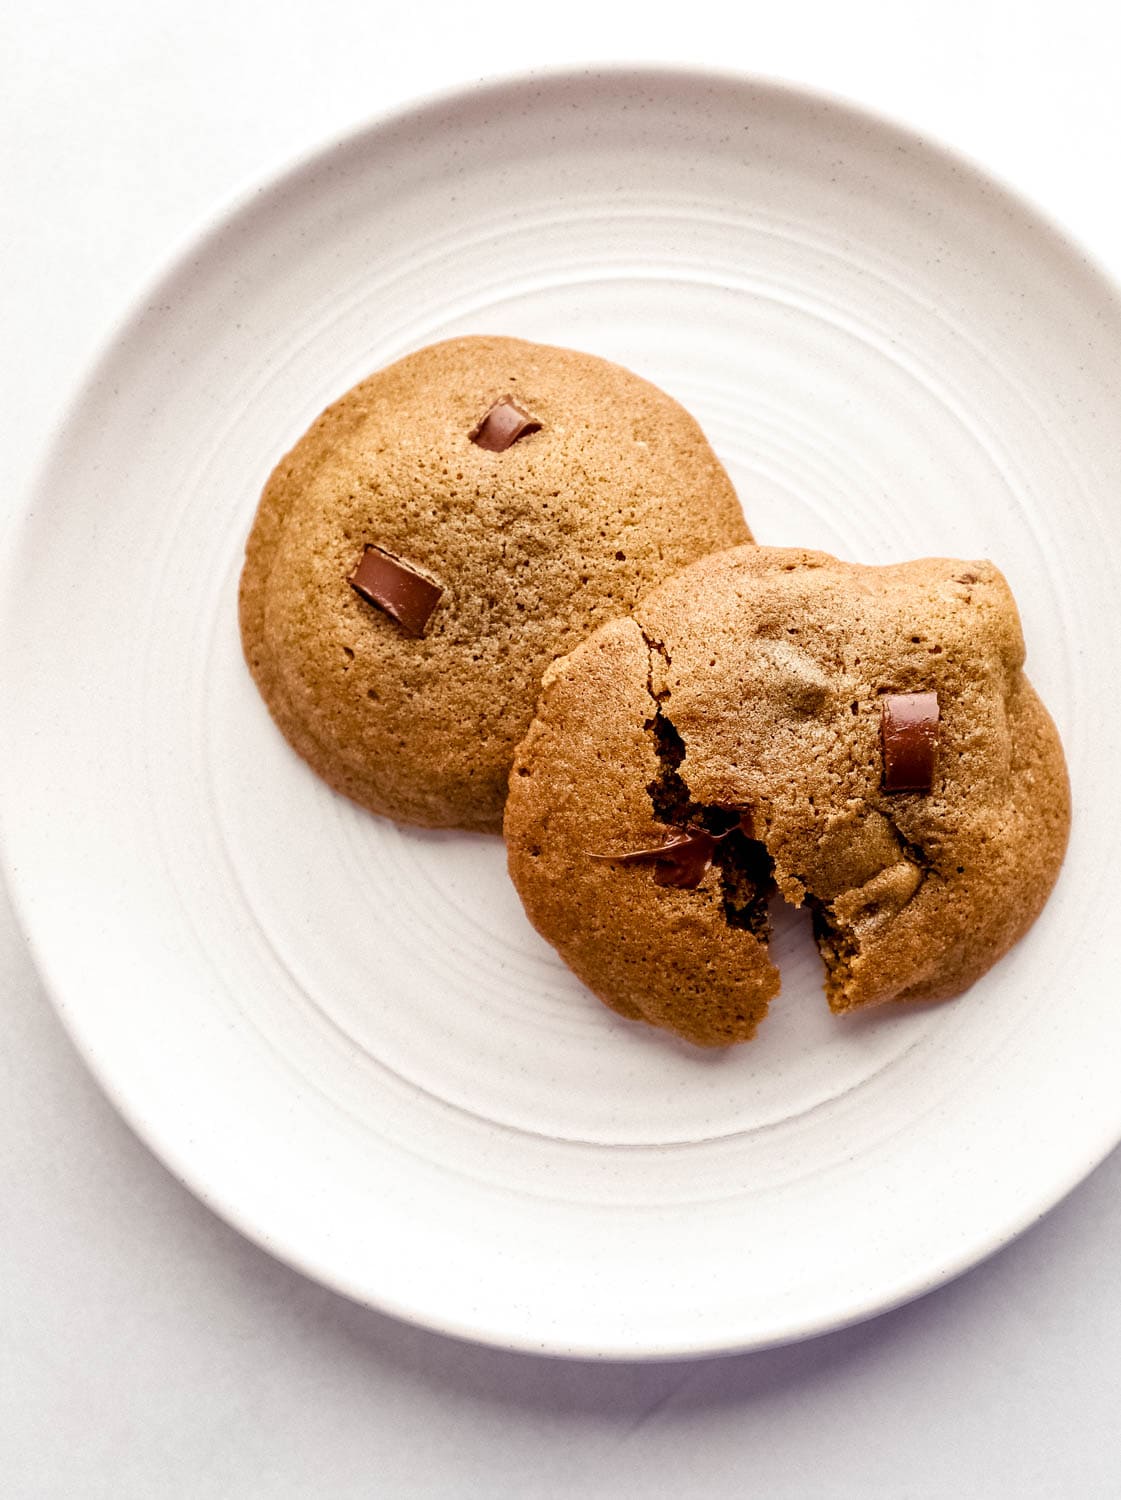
[504,545,1070,1046]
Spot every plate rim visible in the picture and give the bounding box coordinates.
[2,62,1117,1361]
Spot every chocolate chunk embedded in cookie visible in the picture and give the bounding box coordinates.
[239,336,750,832]
[504,546,1070,1045]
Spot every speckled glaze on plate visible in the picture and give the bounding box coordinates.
[1,68,1118,1359]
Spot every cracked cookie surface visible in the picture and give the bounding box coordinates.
[239,336,750,833]
[505,545,1070,1045]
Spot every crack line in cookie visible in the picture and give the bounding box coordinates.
[638,629,775,941]
[875,801,933,876]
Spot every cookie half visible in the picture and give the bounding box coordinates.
[505,546,1070,1045]
[239,336,750,832]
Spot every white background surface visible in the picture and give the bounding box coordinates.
[2,2,1119,1495]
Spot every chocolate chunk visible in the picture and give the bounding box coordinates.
[469,397,541,452]
[646,830,720,889]
[590,806,760,889]
[590,828,718,889]
[348,546,442,637]
[880,691,939,792]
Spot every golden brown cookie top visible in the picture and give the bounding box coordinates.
[505,545,1070,1043]
[239,336,749,831]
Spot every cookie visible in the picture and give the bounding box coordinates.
[239,336,750,832]
[505,546,1070,1046]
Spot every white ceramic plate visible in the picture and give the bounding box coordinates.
[3,68,1119,1359]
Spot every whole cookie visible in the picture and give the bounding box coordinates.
[505,546,1070,1046]
[239,336,750,831]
